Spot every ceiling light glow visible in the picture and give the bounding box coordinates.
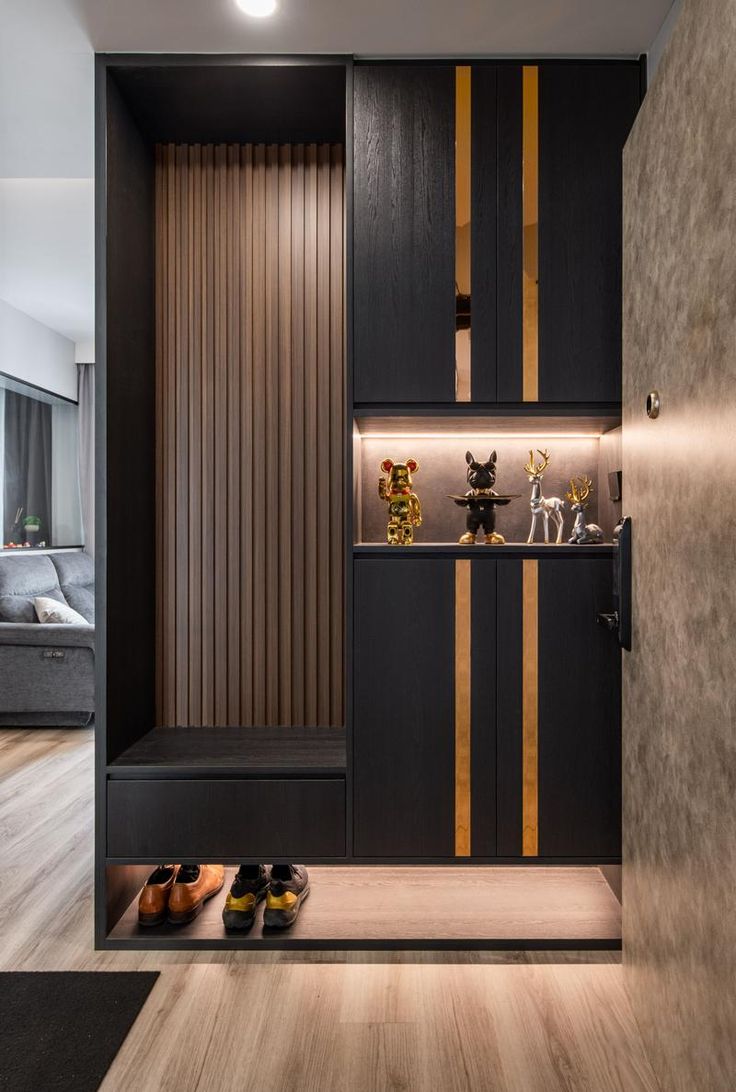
[235,0,277,16]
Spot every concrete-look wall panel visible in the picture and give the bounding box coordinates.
[623,1,736,1088]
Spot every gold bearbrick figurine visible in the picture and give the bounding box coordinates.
[378,459,422,545]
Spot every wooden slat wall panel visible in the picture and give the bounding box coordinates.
[155,143,344,727]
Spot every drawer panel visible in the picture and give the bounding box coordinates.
[107,779,345,859]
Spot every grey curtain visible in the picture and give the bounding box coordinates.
[3,390,52,544]
[77,363,95,556]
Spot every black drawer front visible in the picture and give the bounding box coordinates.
[107,779,345,859]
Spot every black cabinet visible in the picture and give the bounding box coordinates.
[353,557,455,856]
[352,61,640,406]
[497,556,621,858]
[536,559,621,856]
[353,65,456,404]
[355,553,621,861]
[538,64,641,402]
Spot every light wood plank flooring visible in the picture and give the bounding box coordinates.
[0,729,658,1091]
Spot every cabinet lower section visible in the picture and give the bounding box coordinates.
[353,554,621,862]
[107,779,346,859]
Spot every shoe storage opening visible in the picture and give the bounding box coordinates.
[104,864,621,950]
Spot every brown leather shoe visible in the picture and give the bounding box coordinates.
[168,864,225,925]
[138,864,179,926]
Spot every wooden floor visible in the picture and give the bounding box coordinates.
[111,865,621,947]
[0,729,658,1091]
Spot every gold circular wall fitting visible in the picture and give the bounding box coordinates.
[646,390,661,419]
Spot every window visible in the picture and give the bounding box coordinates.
[0,374,83,549]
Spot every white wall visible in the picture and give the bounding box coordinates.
[0,297,77,402]
[647,0,684,83]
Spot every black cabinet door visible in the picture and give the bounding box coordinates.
[537,558,621,857]
[353,65,455,403]
[538,63,641,402]
[353,558,455,857]
[497,557,621,858]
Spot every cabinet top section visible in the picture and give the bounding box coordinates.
[101,59,346,145]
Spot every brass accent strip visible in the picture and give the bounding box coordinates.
[522,558,539,856]
[522,65,539,402]
[455,559,472,856]
[455,65,472,402]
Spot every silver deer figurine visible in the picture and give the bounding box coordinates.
[524,449,565,544]
[566,475,604,544]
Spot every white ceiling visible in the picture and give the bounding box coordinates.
[72,0,673,58]
[0,0,675,352]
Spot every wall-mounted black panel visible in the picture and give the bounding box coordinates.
[353,65,455,403]
[538,559,621,856]
[539,63,641,402]
[470,559,497,857]
[496,67,524,403]
[101,73,156,761]
[469,66,498,402]
[353,558,454,857]
[496,559,523,855]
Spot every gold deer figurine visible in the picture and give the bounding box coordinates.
[523,449,566,544]
[565,476,604,544]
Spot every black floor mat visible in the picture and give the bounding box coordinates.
[0,972,159,1091]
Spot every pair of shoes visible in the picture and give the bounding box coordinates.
[138,864,225,926]
[222,864,310,931]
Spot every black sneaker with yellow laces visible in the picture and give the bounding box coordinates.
[263,864,310,929]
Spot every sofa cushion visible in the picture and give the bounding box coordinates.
[50,552,95,624]
[34,596,89,625]
[0,555,66,623]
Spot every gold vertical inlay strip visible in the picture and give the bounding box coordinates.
[455,65,472,402]
[522,559,539,856]
[522,65,539,402]
[455,559,472,856]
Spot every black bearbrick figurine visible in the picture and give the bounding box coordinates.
[450,450,512,545]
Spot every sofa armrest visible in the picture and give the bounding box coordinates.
[0,622,95,652]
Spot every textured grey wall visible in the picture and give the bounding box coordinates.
[359,436,606,544]
[623,1,736,1087]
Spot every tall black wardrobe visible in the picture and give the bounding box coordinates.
[95,54,642,949]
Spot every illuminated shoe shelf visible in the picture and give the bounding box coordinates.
[107,865,621,951]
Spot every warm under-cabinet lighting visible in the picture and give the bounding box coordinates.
[359,433,603,441]
[235,0,277,15]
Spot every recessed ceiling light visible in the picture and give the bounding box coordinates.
[235,0,277,15]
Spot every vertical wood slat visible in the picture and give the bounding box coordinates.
[201,147,215,725]
[154,146,165,724]
[329,145,344,726]
[189,145,202,725]
[278,145,293,726]
[290,148,306,727]
[240,145,254,727]
[155,143,344,728]
[303,144,319,727]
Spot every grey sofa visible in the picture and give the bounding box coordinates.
[0,551,95,726]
